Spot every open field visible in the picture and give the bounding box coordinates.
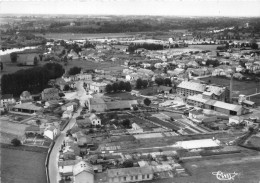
[1,145,47,183]
[189,44,222,51]
[65,59,125,72]
[200,76,260,105]
[35,33,134,40]
[0,51,44,75]
[0,117,30,143]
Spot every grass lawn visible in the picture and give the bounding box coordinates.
[189,44,223,51]
[200,76,260,105]
[64,59,125,72]
[1,145,47,183]
[179,154,260,183]
[0,120,29,143]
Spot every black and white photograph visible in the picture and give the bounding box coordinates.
[0,0,260,183]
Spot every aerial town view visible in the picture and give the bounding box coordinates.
[0,0,260,183]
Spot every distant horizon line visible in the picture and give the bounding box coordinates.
[1,13,260,18]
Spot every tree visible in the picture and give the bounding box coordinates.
[125,82,132,92]
[155,78,164,86]
[36,119,41,126]
[105,84,113,93]
[10,52,18,63]
[112,83,119,93]
[164,78,172,86]
[122,119,131,128]
[142,80,148,88]
[39,54,43,61]
[144,98,151,106]
[68,67,81,76]
[11,138,21,146]
[122,160,134,168]
[136,78,143,89]
[59,93,65,97]
[0,62,3,71]
[63,84,70,91]
[251,43,258,50]
[118,81,126,91]
[34,56,38,66]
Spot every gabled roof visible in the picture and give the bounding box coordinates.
[177,81,206,92]
[73,161,94,176]
[13,103,42,111]
[205,100,242,112]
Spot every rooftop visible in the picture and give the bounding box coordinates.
[73,161,94,176]
[177,81,206,92]
[13,103,42,111]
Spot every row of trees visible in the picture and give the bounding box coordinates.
[154,78,172,86]
[68,66,81,76]
[1,63,65,96]
[105,81,132,93]
[136,78,148,89]
[127,43,164,53]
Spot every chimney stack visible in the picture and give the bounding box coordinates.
[230,73,233,103]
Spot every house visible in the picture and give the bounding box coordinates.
[131,90,140,96]
[88,82,107,93]
[89,113,101,126]
[177,81,228,101]
[157,86,173,94]
[187,94,248,116]
[177,81,206,97]
[41,88,59,101]
[127,123,143,134]
[68,49,79,60]
[44,125,60,140]
[87,98,107,112]
[11,102,42,115]
[58,159,81,176]
[126,73,139,81]
[204,99,245,116]
[73,161,94,183]
[62,110,73,119]
[25,126,41,135]
[0,94,16,108]
[76,73,92,81]
[107,166,153,183]
[229,116,244,125]
[76,118,92,128]
[62,102,74,111]
[20,91,33,102]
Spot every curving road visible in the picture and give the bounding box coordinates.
[48,106,82,183]
[48,80,89,183]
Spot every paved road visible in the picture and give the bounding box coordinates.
[48,107,82,183]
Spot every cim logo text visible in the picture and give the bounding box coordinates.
[212,171,238,181]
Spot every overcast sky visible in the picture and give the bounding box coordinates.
[1,0,260,17]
